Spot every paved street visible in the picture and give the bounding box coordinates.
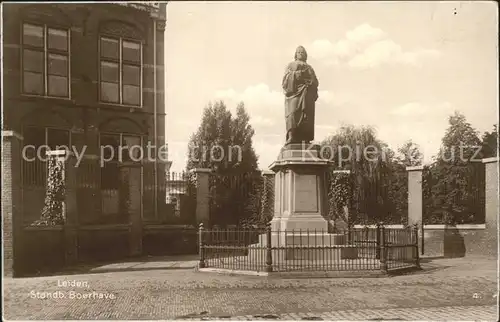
[3,257,498,320]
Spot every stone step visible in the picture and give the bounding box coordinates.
[256,232,347,247]
[248,244,359,261]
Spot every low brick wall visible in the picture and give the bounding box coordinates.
[143,225,198,256]
[17,224,199,276]
[77,225,131,262]
[421,225,495,258]
[354,224,495,258]
[21,226,65,275]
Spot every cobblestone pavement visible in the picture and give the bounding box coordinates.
[232,305,498,320]
[3,257,498,320]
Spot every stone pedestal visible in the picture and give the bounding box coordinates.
[248,144,358,261]
[269,143,330,231]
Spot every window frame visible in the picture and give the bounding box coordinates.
[21,22,71,99]
[98,34,143,107]
[21,126,73,187]
[98,132,144,164]
[23,126,73,151]
[98,132,143,191]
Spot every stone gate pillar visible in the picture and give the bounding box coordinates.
[261,170,275,223]
[47,150,79,266]
[406,165,424,226]
[190,168,211,226]
[2,131,24,277]
[482,157,499,256]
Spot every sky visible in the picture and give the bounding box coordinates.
[164,1,498,172]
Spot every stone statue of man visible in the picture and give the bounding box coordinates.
[282,46,319,145]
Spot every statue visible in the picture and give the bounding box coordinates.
[282,46,319,145]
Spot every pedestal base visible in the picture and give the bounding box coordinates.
[269,144,331,234]
[248,232,359,261]
[270,216,328,231]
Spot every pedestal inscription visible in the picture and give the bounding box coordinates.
[294,174,318,212]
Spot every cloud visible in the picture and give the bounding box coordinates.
[308,23,440,68]
[253,140,285,169]
[215,83,282,109]
[390,102,453,117]
[349,41,441,69]
[318,90,335,104]
[212,84,336,169]
[214,83,334,125]
[251,115,275,127]
[382,101,456,163]
[309,24,386,63]
[316,124,337,130]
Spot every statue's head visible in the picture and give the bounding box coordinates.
[294,46,308,62]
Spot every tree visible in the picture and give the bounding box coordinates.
[438,111,483,164]
[481,124,498,158]
[397,140,423,167]
[424,112,484,224]
[230,103,259,172]
[321,125,398,225]
[186,101,233,172]
[186,101,260,226]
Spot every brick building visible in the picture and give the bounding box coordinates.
[2,3,175,275]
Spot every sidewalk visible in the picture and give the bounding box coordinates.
[61,254,199,275]
[58,254,496,276]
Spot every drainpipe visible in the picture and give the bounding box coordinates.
[153,19,158,220]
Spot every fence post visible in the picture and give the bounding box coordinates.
[379,225,388,274]
[265,223,273,272]
[421,223,425,255]
[190,168,211,226]
[414,224,421,268]
[375,222,381,259]
[198,223,205,268]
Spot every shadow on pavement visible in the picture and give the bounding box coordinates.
[419,256,445,263]
[21,254,199,278]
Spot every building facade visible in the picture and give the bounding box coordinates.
[2,2,169,225]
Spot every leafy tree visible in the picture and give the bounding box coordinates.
[481,124,498,158]
[230,103,259,172]
[186,101,260,226]
[423,112,484,224]
[438,112,483,164]
[186,101,232,172]
[321,125,401,225]
[397,140,423,166]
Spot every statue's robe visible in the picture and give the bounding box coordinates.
[282,60,319,145]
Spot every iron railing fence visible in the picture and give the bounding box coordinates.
[198,224,420,273]
[21,154,196,225]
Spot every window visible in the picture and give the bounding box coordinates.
[99,132,142,190]
[99,36,142,106]
[22,23,70,98]
[99,133,143,163]
[22,127,72,186]
[23,126,71,154]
